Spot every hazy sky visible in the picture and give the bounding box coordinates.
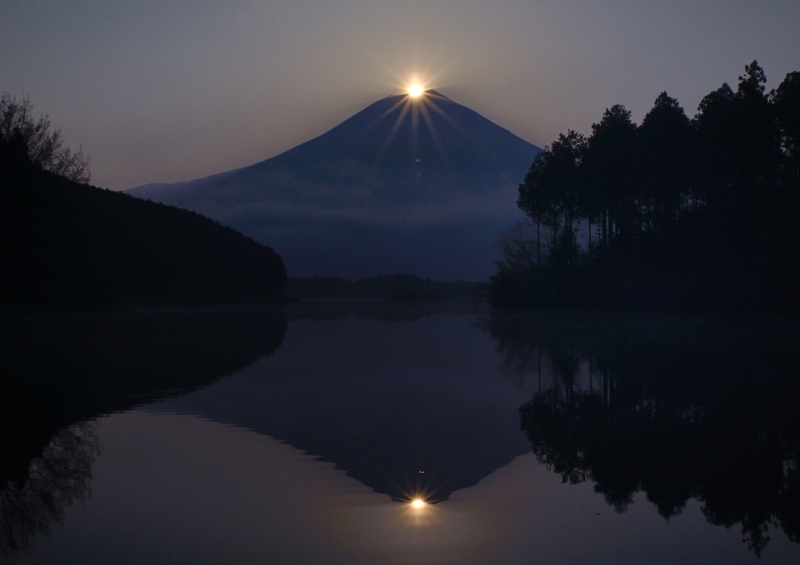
[2,0,798,190]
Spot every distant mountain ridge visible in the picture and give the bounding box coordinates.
[129,91,540,280]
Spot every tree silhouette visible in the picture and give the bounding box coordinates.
[492,61,800,312]
[494,219,542,276]
[517,130,586,265]
[581,104,639,247]
[0,423,100,557]
[774,71,800,176]
[0,93,90,184]
[694,62,781,215]
[638,92,694,229]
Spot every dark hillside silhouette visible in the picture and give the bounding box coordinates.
[1,129,286,310]
[493,62,800,311]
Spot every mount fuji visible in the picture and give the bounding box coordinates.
[127,91,539,280]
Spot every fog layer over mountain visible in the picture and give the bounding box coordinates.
[129,91,539,280]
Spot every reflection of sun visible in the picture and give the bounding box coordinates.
[396,495,439,528]
[408,84,424,97]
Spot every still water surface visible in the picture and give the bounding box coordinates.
[2,302,798,564]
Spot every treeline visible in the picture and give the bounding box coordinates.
[288,274,482,300]
[1,130,286,309]
[491,62,800,311]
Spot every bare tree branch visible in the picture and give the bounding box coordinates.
[0,93,91,183]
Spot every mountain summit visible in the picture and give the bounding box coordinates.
[128,91,539,279]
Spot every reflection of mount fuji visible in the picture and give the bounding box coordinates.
[128,91,539,280]
[151,303,532,503]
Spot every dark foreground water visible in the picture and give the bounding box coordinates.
[1,302,799,564]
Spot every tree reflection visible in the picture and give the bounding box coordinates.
[487,311,800,556]
[0,307,288,557]
[0,422,101,557]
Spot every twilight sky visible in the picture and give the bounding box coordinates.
[2,0,799,190]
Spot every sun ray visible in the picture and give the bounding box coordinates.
[377,96,410,122]
[411,101,420,139]
[417,101,448,165]
[422,96,468,138]
[355,56,468,170]
[377,98,413,160]
[367,46,456,98]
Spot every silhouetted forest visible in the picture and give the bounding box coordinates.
[491,62,800,311]
[487,310,800,555]
[287,274,483,300]
[1,124,287,310]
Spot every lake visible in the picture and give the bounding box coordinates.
[2,302,798,564]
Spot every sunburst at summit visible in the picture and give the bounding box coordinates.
[408,84,424,97]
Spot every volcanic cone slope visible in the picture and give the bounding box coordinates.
[129,91,540,280]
